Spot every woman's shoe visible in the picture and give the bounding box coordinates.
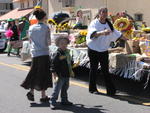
[40,96,50,102]
[106,88,116,96]
[61,101,73,106]
[89,89,99,94]
[26,92,34,101]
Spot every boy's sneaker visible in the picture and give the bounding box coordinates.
[50,103,56,110]
[49,100,57,110]
[61,101,73,106]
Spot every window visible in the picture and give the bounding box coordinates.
[0,12,6,15]
[0,4,4,10]
[6,3,8,9]
[27,0,30,7]
[33,0,37,6]
[0,3,12,10]
[21,2,24,8]
[10,3,13,10]
[134,13,143,21]
[62,0,75,7]
[6,3,11,10]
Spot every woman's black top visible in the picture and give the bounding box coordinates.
[10,25,19,41]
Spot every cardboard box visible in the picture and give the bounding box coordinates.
[143,33,150,40]
[125,40,141,54]
[109,53,136,69]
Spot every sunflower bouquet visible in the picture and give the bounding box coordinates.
[141,27,150,33]
[47,19,57,25]
[113,17,133,39]
[75,30,87,44]
[113,17,132,31]
[55,23,72,33]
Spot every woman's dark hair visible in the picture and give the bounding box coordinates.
[7,21,15,30]
[106,18,114,31]
[95,7,114,31]
[33,9,46,20]
[7,22,12,29]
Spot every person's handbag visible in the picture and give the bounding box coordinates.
[4,29,14,38]
[13,40,23,48]
[9,40,23,49]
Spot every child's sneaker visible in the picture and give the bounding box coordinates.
[49,100,57,110]
[50,103,56,110]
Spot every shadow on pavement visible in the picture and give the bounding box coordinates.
[112,95,150,106]
[22,61,31,66]
[53,103,106,113]
[30,102,50,107]
[25,64,150,106]
[87,90,150,106]
[30,102,107,113]
[73,67,150,99]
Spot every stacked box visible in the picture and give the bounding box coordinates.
[109,53,136,69]
[142,33,150,56]
[125,39,141,54]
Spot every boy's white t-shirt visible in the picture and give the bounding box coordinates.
[86,19,122,52]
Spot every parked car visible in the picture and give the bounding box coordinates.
[0,28,7,52]
[52,12,70,25]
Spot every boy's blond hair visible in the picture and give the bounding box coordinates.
[55,36,70,47]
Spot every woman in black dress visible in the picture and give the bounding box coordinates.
[21,8,52,102]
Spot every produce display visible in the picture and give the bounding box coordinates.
[113,17,132,31]
[75,30,87,44]
[142,27,150,33]
[47,11,150,53]
[113,17,133,39]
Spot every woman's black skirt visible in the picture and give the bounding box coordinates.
[21,55,52,91]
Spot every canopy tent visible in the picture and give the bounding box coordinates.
[0,8,34,21]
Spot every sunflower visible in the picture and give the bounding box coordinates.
[34,6,41,9]
[142,27,150,33]
[79,30,88,36]
[47,19,57,25]
[113,17,132,31]
[123,29,133,39]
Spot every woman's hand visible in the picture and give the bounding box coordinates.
[52,72,58,80]
[94,29,112,38]
[103,29,112,35]
[120,35,129,41]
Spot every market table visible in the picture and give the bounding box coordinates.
[20,41,150,94]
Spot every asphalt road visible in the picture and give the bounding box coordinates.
[0,53,150,113]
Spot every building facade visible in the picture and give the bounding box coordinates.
[10,0,150,26]
[107,0,150,26]
[12,0,49,14]
[0,0,13,16]
[48,0,105,18]
[48,0,105,25]
[48,0,150,26]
